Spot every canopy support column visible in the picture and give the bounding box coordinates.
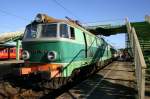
[16,40,21,60]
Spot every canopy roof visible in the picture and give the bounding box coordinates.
[0,31,23,44]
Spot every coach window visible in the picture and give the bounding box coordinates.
[13,49,15,53]
[5,49,8,53]
[60,24,69,38]
[70,27,75,39]
[10,49,13,53]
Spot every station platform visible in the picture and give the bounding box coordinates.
[57,61,136,99]
[0,60,23,64]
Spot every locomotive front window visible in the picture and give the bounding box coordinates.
[41,24,57,37]
[24,24,38,39]
[60,24,69,38]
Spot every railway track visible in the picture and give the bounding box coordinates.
[0,76,81,99]
[0,62,112,99]
[0,80,43,99]
[0,72,87,98]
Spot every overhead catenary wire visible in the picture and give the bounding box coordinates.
[51,0,86,24]
[0,8,29,21]
[51,0,124,27]
[0,8,29,33]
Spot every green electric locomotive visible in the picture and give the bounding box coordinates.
[19,13,115,89]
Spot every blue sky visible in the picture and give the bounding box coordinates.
[0,0,150,48]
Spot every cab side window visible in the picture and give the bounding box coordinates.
[70,27,75,39]
[4,49,7,53]
[60,24,69,38]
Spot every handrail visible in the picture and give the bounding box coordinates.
[52,33,110,79]
[62,35,108,70]
[52,36,100,78]
[125,18,147,99]
[131,28,146,68]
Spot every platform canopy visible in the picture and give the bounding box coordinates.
[0,31,23,44]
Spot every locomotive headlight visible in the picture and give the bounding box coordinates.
[22,50,30,60]
[47,51,57,61]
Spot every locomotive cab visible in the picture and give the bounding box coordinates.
[23,13,75,42]
[20,14,77,79]
[22,22,75,61]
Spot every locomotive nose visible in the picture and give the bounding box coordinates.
[22,41,60,63]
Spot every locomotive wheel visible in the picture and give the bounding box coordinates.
[43,77,68,89]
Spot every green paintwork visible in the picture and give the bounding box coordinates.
[22,41,86,63]
[131,22,150,68]
[23,39,112,77]
[16,40,21,60]
[22,22,114,77]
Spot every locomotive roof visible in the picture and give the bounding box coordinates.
[34,13,95,37]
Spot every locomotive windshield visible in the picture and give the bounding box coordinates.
[24,23,57,40]
[23,23,70,40]
[40,24,57,37]
[24,24,38,39]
